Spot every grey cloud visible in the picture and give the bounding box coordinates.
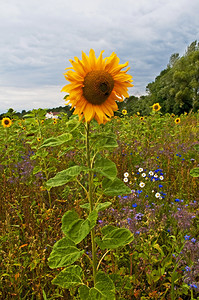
[0,0,199,112]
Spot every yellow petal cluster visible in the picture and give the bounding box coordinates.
[62,49,133,124]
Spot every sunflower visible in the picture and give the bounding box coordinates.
[61,49,133,124]
[140,116,144,121]
[175,117,181,124]
[152,103,161,112]
[1,117,12,128]
[122,109,127,115]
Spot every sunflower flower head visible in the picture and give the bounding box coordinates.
[62,49,133,124]
[122,109,127,115]
[1,117,12,128]
[175,117,181,124]
[152,103,161,112]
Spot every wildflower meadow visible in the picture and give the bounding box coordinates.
[0,49,199,300]
[0,108,199,300]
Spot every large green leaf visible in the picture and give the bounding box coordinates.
[46,165,87,187]
[102,177,131,196]
[94,156,117,180]
[48,237,84,268]
[92,133,118,150]
[79,271,115,300]
[90,271,115,299]
[61,210,98,244]
[95,225,134,250]
[52,265,83,289]
[190,167,199,177]
[40,133,73,148]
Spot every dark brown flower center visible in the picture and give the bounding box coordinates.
[83,70,114,105]
[4,120,9,125]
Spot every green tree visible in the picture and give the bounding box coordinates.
[146,41,199,114]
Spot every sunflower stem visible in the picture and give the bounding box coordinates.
[85,121,97,285]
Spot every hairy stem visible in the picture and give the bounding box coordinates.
[85,122,97,285]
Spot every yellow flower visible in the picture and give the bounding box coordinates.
[140,116,144,121]
[175,117,181,124]
[152,103,161,112]
[61,49,133,124]
[37,137,41,142]
[137,112,140,115]
[1,117,12,128]
[122,109,127,115]
[53,119,57,124]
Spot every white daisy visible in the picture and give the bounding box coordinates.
[139,182,145,188]
[154,174,158,178]
[124,172,129,178]
[155,192,160,198]
[138,168,143,172]
[142,173,146,177]
[149,171,154,176]
[123,178,128,182]
[159,175,164,180]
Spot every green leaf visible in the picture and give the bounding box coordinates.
[102,177,131,196]
[52,265,83,289]
[80,203,90,210]
[80,202,112,212]
[96,202,112,212]
[46,165,87,187]
[32,165,42,175]
[95,225,134,250]
[190,167,199,177]
[61,210,97,244]
[94,156,117,180]
[48,237,84,268]
[89,271,115,300]
[78,285,91,300]
[61,210,79,234]
[67,219,90,244]
[40,133,73,148]
[92,133,118,150]
[87,210,98,229]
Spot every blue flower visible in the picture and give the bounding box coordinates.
[132,203,137,208]
[184,235,190,240]
[185,266,191,272]
[191,238,196,243]
[159,184,163,188]
[175,199,180,202]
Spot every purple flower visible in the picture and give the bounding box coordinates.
[191,238,196,243]
[185,266,191,272]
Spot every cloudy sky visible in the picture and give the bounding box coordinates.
[0,0,199,113]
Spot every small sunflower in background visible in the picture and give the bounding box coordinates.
[152,103,161,112]
[1,117,12,128]
[140,116,144,121]
[175,117,181,124]
[62,49,133,124]
[122,109,127,115]
[53,119,57,125]
[37,137,41,142]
